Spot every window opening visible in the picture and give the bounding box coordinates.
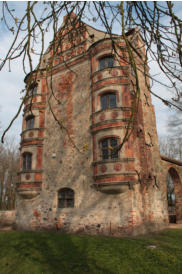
[26,116,34,130]
[101,138,118,160]
[58,188,74,208]
[29,84,37,96]
[101,93,116,109]
[99,56,114,70]
[23,153,32,171]
[167,173,176,223]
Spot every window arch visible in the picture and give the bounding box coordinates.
[99,55,114,70]
[100,92,117,110]
[22,152,32,171]
[58,188,74,208]
[100,137,119,160]
[26,115,34,130]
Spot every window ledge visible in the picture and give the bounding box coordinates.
[91,107,131,117]
[90,118,130,129]
[18,169,43,174]
[21,128,45,135]
[56,208,77,213]
[91,66,129,78]
[92,158,135,165]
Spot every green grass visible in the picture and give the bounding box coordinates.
[0,230,182,274]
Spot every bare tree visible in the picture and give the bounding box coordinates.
[159,136,182,161]
[0,136,19,210]
[0,1,182,145]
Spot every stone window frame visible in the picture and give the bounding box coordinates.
[98,54,114,70]
[99,136,120,160]
[26,115,35,130]
[100,91,117,110]
[22,152,32,171]
[58,188,74,208]
[28,83,38,96]
[96,89,120,112]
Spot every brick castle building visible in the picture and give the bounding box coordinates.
[16,13,182,236]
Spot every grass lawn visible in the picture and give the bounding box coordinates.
[0,229,182,274]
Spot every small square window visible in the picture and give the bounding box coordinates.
[58,188,74,208]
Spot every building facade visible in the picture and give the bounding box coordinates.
[16,14,182,236]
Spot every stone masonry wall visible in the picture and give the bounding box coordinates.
[0,211,16,228]
[15,17,182,236]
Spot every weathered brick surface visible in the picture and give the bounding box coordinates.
[0,211,16,227]
[15,17,182,236]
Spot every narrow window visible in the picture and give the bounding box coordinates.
[29,83,37,96]
[99,56,114,70]
[131,66,136,76]
[58,188,74,208]
[22,153,32,171]
[100,93,116,110]
[26,116,34,130]
[101,138,118,160]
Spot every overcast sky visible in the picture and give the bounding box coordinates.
[0,1,181,145]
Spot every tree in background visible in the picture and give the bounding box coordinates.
[0,1,181,148]
[159,136,182,161]
[0,130,19,210]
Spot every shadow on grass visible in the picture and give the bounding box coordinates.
[0,231,116,274]
[0,230,182,274]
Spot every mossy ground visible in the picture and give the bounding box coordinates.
[0,229,182,273]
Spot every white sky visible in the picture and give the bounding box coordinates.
[0,1,181,144]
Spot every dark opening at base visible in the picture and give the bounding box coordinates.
[169,215,176,223]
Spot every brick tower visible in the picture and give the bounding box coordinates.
[16,14,182,236]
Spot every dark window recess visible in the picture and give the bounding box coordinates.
[29,84,37,96]
[101,93,116,109]
[23,153,32,171]
[26,116,34,130]
[131,66,136,76]
[99,56,114,70]
[101,138,118,160]
[58,188,74,208]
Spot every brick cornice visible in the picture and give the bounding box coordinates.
[91,107,131,117]
[90,66,129,78]
[18,169,43,175]
[91,81,130,92]
[92,158,135,166]
[21,139,43,146]
[91,76,130,86]
[21,143,43,148]
[91,119,130,129]
[93,180,138,186]
[161,155,182,166]
[17,181,42,186]
[91,123,133,134]
[21,128,45,135]
[21,137,44,143]
[94,172,136,180]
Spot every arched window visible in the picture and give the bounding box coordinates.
[58,188,74,208]
[22,153,32,171]
[99,55,114,70]
[100,92,116,109]
[28,83,37,96]
[26,115,34,130]
[101,137,118,160]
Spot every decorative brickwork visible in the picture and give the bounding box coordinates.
[15,14,182,236]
